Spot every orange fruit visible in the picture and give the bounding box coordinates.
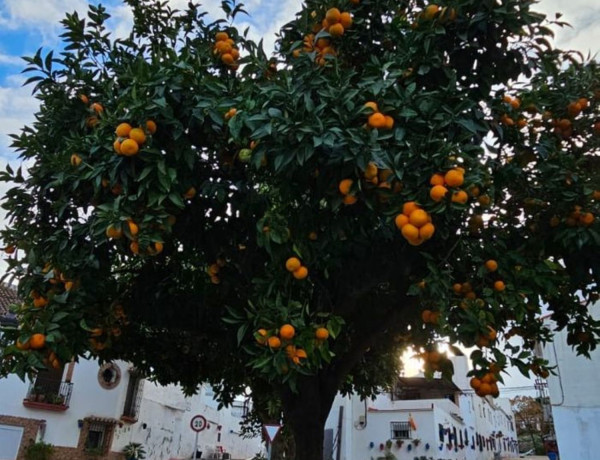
[591,190,600,200]
[113,139,122,154]
[315,327,329,340]
[430,185,448,202]
[285,257,302,272]
[215,32,229,42]
[30,333,46,350]
[394,214,409,229]
[444,169,464,187]
[421,310,432,323]
[295,349,307,359]
[494,280,506,292]
[129,128,146,145]
[267,336,281,349]
[329,23,344,37]
[184,187,196,199]
[470,377,482,390]
[127,220,139,236]
[451,190,468,204]
[210,275,220,285]
[510,98,521,109]
[338,179,353,195]
[70,154,82,167]
[430,173,445,186]
[16,338,30,350]
[485,260,498,272]
[120,139,139,156]
[325,8,341,24]
[146,120,157,134]
[409,209,429,228]
[422,4,440,20]
[478,383,492,396]
[105,225,123,239]
[221,53,235,65]
[342,194,358,205]
[153,242,163,254]
[384,115,395,130]
[115,123,132,137]
[567,102,582,117]
[419,222,435,240]
[33,297,48,308]
[86,116,99,127]
[293,266,309,280]
[208,264,220,276]
[401,224,419,240]
[256,329,268,345]
[368,113,387,129]
[364,162,378,179]
[91,102,103,113]
[79,94,89,104]
[452,283,462,294]
[580,212,595,226]
[402,201,419,216]
[340,12,353,29]
[279,324,296,340]
[214,41,232,54]
[478,195,491,206]
[364,101,379,112]
[65,281,74,291]
[4,245,15,254]
[230,48,240,60]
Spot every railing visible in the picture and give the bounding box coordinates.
[23,380,73,411]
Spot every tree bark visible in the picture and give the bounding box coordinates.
[280,374,338,460]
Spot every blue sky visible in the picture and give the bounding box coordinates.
[0,0,598,393]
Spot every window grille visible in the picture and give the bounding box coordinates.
[390,421,411,439]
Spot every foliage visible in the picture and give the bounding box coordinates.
[24,441,54,460]
[122,442,146,459]
[0,0,600,458]
[510,395,548,455]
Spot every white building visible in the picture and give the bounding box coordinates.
[0,285,262,460]
[538,301,600,460]
[324,356,518,460]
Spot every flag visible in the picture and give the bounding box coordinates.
[409,413,417,431]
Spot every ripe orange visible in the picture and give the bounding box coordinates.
[364,101,379,112]
[315,327,329,340]
[422,4,440,20]
[70,154,82,167]
[91,102,103,113]
[129,128,146,145]
[419,222,435,240]
[430,173,445,186]
[368,113,387,129]
[16,338,30,350]
[267,336,281,349]
[130,241,139,254]
[113,139,122,154]
[153,242,164,254]
[106,225,123,239]
[329,23,344,37]
[340,12,353,28]
[145,120,157,134]
[451,190,468,204]
[326,8,341,24]
[452,283,462,294]
[478,195,491,206]
[30,333,46,350]
[256,329,268,345]
[592,190,600,200]
[338,179,353,195]
[293,266,309,280]
[395,214,409,229]
[343,194,358,205]
[470,377,482,390]
[127,220,139,236]
[79,94,89,104]
[208,264,220,276]
[421,309,432,323]
[401,224,419,241]
[4,245,15,254]
[494,280,506,292]
[580,212,595,226]
[184,187,196,199]
[485,260,498,272]
[86,116,99,127]
[510,98,521,109]
[364,162,378,179]
[285,257,302,272]
[115,123,132,137]
[221,53,235,65]
[430,185,448,202]
[210,275,220,285]
[279,324,295,340]
[402,201,419,216]
[409,209,429,227]
[120,139,139,156]
[444,169,464,187]
[567,101,582,117]
[384,115,394,130]
[33,297,48,308]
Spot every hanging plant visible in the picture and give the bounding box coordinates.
[407,444,412,452]
[447,443,453,450]
[425,443,430,450]
[395,440,404,449]
[369,442,374,449]
[439,444,444,451]
[385,440,392,450]
[379,443,384,451]
[459,444,465,450]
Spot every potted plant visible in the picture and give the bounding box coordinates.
[412,438,421,447]
[24,441,54,460]
[123,442,146,460]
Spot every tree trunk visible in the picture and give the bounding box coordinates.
[280,374,337,460]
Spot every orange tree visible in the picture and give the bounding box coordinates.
[1,0,600,458]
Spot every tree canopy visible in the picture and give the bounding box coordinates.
[1,0,600,458]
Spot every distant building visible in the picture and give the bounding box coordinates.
[0,285,262,460]
[324,356,518,460]
[538,301,600,460]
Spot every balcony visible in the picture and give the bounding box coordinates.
[23,380,73,411]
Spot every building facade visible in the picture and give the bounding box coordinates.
[324,356,518,460]
[538,301,600,460]
[0,285,262,460]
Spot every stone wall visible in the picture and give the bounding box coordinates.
[0,414,44,460]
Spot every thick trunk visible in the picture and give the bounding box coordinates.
[281,374,337,460]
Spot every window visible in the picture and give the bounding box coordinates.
[81,418,115,455]
[390,421,411,439]
[121,370,144,421]
[438,424,445,442]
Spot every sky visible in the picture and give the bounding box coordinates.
[0,0,598,394]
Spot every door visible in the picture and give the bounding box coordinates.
[0,424,23,460]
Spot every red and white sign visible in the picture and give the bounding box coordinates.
[190,415,208,432]
[263,424,281,442]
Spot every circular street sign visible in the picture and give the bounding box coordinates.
[190,415,207,432]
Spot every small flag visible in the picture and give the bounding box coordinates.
[409,413,417,431]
